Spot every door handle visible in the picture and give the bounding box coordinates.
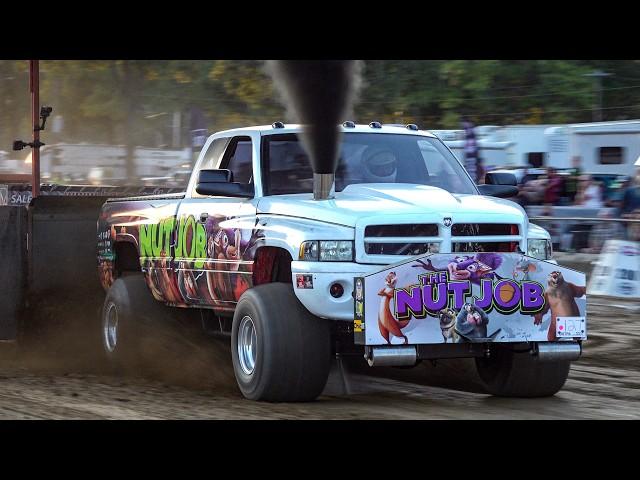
[199,212,209,223]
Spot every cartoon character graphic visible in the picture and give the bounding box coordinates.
[414,253,503,285]
[202,217,265,304]
[455,302,490,341]
[98,260,115,290]
[513,256,539,281]
[438,307,458,343]
[377,272,410,344]
[177,260,199,302]
[534,271,586,341]
[454,302,501,342]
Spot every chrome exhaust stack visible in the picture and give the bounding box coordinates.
[313,173,335,200]
[534,342,582,362]
[365,346,417,367]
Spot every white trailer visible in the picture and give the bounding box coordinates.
[430,127,514,171]
[495,125,556,167]
[545,120,640,175]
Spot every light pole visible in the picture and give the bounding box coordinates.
[583,70,613,122]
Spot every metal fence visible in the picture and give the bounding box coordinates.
[528,207,640,253]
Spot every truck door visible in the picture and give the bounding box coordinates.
[174,134,259,311]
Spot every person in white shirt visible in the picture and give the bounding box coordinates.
[577,174,603,209]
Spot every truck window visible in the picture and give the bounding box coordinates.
[262,133,477,196]
[200,137,230,170]
[222,136,253,184]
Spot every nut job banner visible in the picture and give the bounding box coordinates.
[354,253,586,346]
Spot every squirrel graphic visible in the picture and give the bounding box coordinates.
[377,272,409,344]
[534,271,586,341]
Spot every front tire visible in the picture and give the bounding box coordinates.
[475,344,571,397]
[231,283,331,402]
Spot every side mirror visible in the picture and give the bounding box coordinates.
[485,172,517,186]
[477,184,519,198]
[198,169,233,183]
[195,169,254,198]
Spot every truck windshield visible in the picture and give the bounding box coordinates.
[262,132,478,195]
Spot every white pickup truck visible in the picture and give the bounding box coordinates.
[97,122,585,402]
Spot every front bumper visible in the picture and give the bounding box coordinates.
[291,261,377,321]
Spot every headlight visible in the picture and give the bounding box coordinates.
[299,241,354,261]
[527,239,552,260]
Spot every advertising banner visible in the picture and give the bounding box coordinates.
[588,240,640,298]
[354,252,586,346]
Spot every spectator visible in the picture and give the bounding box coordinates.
[520,174,547,206]
[621,167,640,216]
[620,163,640,241]
[576,174,603,208]
[565,156,582,203]
[476,155,486,184]
[544,167,563,205]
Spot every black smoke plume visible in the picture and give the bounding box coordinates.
[266,60,362,175]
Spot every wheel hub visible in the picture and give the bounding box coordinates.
[237,315,257,375]
[104,303,118,353]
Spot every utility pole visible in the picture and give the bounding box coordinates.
[583,70,613,122]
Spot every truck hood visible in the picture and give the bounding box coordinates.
[257,183,527,227]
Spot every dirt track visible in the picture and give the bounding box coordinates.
[1,297,639,419]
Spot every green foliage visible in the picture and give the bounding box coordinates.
[1,59,639,154]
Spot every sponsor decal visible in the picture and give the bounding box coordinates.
[296,274,314,289]
[355,253,586,346]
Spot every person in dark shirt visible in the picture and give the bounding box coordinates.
[621,169,640,215]
[565,156,582,203]
[544,167,563,205]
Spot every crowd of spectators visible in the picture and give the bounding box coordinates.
[502,156,640,253]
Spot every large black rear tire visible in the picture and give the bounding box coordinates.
[475,344,571,397]
[100,274,176,369]
[231,283,331,402]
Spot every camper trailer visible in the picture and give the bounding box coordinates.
[545,120,640,175]
[495,125,556,167]
[430,127,514,171]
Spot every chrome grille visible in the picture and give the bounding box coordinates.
[363,223,440,257]
[452,224,520,253]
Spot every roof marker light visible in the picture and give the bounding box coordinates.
[369,121,382,129]
[406,124,419,131]
[342,121,356,128]
[272,121,285,129]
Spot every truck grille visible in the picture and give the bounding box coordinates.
[452,224,520,253]
[358,220,523,263]
[365,224,439,237]
[364,223,440,256]
[451,224,519,236]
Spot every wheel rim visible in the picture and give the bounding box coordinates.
[104,303,118,353]
[237,315,257,375]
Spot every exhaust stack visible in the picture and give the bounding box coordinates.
[313,173,335,201]
[266,60,362,200]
